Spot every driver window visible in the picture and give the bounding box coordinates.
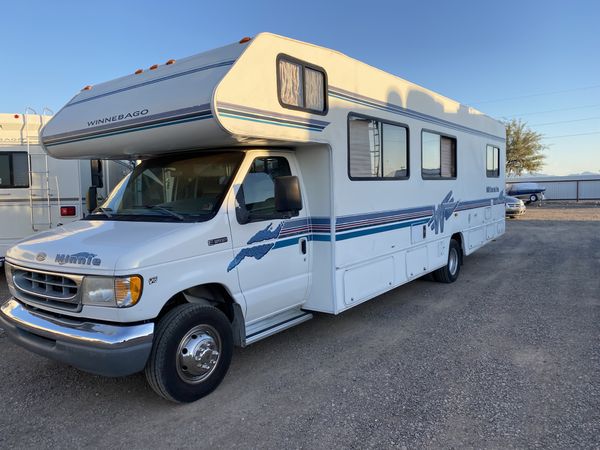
[236,156,293,223]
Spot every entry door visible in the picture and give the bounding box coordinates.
[227,152,309,323]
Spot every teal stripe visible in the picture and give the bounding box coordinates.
[220,113,323,132]
[45,115,213,147]
[336,218,429,241]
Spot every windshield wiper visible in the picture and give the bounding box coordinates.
[143,205,186,221]
[94,207,113,217]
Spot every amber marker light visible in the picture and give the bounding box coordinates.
[135,69,143,74]
[239,37,251,43]
[149,64,159,70]
[114,275,143,307]
[165,59,176,65]
[82,85,93,91]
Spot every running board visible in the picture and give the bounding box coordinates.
[245,309,313,345]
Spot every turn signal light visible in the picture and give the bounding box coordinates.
[115,276,143,307]
[60,206,77,216]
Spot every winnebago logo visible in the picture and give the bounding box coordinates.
[87,109,149,127]
[55,252,101,266]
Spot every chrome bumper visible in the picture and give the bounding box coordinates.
[0,298,154,376]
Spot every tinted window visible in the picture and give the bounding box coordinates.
[486,145,500,177]
[236,156,294,222]
[0,152,29,188]
[422,131,457,179]
[349,115,409,179]
[278,56,327,113]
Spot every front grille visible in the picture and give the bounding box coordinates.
[11,265,83,311]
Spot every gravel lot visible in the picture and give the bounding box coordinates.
[1,204,599,449]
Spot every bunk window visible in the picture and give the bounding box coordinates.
[277,55,327,114]
[486,145,500,177]
[0,152,29,188]
[422,131,457,179]
[348,115,409,180]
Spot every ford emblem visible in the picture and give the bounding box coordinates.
[36,252,47,262]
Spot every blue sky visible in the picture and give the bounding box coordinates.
[2,0,599,175]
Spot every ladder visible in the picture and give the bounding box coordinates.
[25,107,52,232]
[370,121,382,177]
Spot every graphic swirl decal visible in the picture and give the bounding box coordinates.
[428,191,460,234]
[227,222,284,272]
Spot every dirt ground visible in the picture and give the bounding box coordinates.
[1,203,599,449]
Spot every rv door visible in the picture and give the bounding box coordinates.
[227,152,309,323]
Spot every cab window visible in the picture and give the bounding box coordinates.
[236,156,295,223]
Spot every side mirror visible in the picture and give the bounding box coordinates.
[275,176,303,213]
[86,186,98,213]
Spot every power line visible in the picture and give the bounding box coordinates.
[531,116,600,126]
[469,83,600,105]
[542,131,600,139]
[509,104,600,117]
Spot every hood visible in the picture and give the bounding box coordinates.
[5,217,229,274]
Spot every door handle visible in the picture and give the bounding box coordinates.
[299,237,307,255]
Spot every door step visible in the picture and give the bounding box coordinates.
[245,308,312,345]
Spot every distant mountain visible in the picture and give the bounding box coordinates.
[568,171,600,176]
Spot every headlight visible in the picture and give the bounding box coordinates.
[82,275,143,308]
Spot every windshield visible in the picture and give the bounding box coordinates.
[88,152,244,222]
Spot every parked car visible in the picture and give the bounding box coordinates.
[506,182,545,204]
[505,196,526,217]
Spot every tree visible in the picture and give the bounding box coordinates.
[504,119,546,176]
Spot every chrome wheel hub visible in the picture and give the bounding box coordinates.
[176,325,221,383]
[448,248,459,276]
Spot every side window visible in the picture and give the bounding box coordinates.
[236,156,295,223]
[277,55,327,114]
[422,131,457,179]
[0,152,29,188]
[486,145,500,177]
[348,115,409,180]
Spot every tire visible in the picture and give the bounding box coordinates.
[433,239,461,283]
[529,194,538,203]
[145,304,233,403]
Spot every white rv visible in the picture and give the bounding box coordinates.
[0,34,506,403]
[0,112,132,265]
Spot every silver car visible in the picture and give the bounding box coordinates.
[505,195,526,217]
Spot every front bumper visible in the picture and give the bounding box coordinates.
[0,298,154,377]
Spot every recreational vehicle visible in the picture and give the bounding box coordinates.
[0,33,506,402]
[0,112,132,265]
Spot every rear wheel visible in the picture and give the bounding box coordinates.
[529,194,538,203]
[433,239,461,283]
[145,304,233,403]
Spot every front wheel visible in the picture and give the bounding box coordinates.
[433,239,461,283]
[145,304,233,403]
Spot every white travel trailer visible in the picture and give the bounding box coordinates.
[0,112,132,264]
[1,33,506,402]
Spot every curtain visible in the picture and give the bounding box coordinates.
[350,119,378,177]
[441,137,456,177]
[305,68,324,111]
[279,60,303,107]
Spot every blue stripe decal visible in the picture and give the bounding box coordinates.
[44,113,213,147]
[337,218,429,241]
[227,191,506,271]
[66,60,236,107]
[220,113,326,132]
[329,86,505,142]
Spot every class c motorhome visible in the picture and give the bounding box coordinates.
[0,112,132,265]
[0,33,506,402]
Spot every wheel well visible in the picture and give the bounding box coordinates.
[157,284,237,323]
[451,233,464,263]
